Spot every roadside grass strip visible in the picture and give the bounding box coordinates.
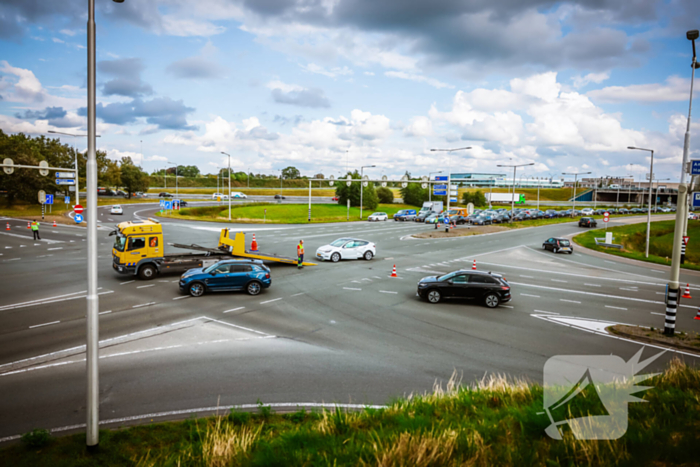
[2,361,700,466]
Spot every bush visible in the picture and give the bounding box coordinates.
[334,171,379,210]
[21,429,51,449]
[377,186,394,204]
[462,190,487,208]
[400,182,429,207]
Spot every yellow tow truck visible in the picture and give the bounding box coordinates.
[111,219,315,280]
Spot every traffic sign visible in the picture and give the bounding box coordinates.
[38,190,46,204]
[64,196,71,204]
[75,214,83,223]
[74,204,84,214]
[683,236,689,246]
[56,172,75,178]
[164,201,172,210]
[55,179,75,185]
[693,192,700,208]
[45,194,54,205]
[603,216,609,223]
[2,158,13,174]
[450,197,458,202]
[39,161,49,176]
[434,184,447,190]
[435,176,448,181]
[433,190,447,196]
[691,160,700,175]
[466,203,474,215]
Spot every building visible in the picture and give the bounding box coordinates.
[448,173,564,188]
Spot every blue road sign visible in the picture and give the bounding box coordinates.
[159,199,166,208]
[433,184,447,190]
[45,194,54,205]
[434,176,448,181]
[693,192,700,208]
[450,197,458,202]
[64,196,70,204]
[433,190,447,196]
[75,214,83,223]
[164,201,172,210]
[692,160,700,175]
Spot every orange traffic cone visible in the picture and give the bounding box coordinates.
[53,220,57,227]
[5,223,9,231]
[251,234,259,252]
[391,264,397,277]
[682,283,692,299]
[472,259,477,270]
[694,307,700,321]
[27,222,30,229]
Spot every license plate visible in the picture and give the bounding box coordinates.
[561,247,570,251]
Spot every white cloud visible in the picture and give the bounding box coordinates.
[403,116,433,137]
[108,148,144,165]
[364,71,374,76]
[572,72,610,89]
[147,155,168,162]
[0,61,84,108]
[300,63,353,78]
[384,71,453,89]
[60,29,79,36]
[587,76,691,103]
[266,80,304,93]
[52,37,65,44]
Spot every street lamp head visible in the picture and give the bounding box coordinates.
[627,146,637,150]
[113,0,125,3]
[687,30,699,41]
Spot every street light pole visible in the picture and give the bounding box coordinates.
[562,171,592,217]
[360,164,376,220]
[428,170,443,202]
[221,152,231,221]
[48,131,101,206]
[497,162,535,221]
[628,147,655,258]
[430,147,471,212]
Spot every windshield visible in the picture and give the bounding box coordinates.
[559,240,571,246]
[330,239,349,247]
[113,234,126,252]
[437,272,457,281]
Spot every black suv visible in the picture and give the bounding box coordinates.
[417,270,511,308]
[579,217,597,228]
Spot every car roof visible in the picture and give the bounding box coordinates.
[218,259,264,265]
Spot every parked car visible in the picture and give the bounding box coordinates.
[110,205,123,215]
[579,217,597,228]
[544,210,558,219]
[274,194,286,200]
[367,212,388,221]
[135,192,147,197]
[159,192,173,198]
[425,213,440,224]
[415,210,432,222]
[472,215,493,225]
[618,208,630,214]
[542,237,574,254]
[393,209,417,221]
[179,259,271,297]
[316,238,376,262]
[416,270,511,308]
[581,208,594,215]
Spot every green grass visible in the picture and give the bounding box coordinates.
[157,203,414,224]
[3,359,699,466]
[573,219,700,271]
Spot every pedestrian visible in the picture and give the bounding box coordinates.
[31,219,41,240]
[297,239,304,269]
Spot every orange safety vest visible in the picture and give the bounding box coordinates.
[297,243,304,255]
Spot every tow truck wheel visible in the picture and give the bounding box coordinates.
[247,281,262,295]
[189,282,205,297]
[138,264,156,280]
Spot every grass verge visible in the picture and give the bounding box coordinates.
[608,325,700,352]
[156,203,414,224]
[3,359,699,466]
[572,220,700,271]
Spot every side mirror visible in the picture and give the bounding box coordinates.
[210,271,217,276]
[447,279,454,285]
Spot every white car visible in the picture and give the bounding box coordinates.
[580,208,594,215]
[689,213,698,220]
[230,192,248,199]
[110,205,123,215]
[316,238,376,262]
[212,193,228,200]
[367,212,388,221]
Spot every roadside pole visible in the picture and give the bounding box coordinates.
[308,179,311,222]
[347,198,350,221]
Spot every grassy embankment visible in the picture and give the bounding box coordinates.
[0,199,163,222]
[573,219,700,271]
[158,203,414,224]
[3,359,699,466]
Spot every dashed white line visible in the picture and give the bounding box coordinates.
[99,310,112,315]
[500,305,514,308]
[650,312,666,316]
[132,302,156,308]
[551,279,568,283]
[520,275,534,278]
[223,307,245,313]
[5,258,20,261]
[584,283,602,287]
[343,287,362,291]
[172,296,189,300]
[290,293,304,297]
[48,247,63,251]
[619,287,637,291]
[29,321,60,329]
[379,290,398,294]
[533,310,560,315]
[137,284,155,289]
[120,280,135,285]
[605,305,628,310]
[260,298,282,305]
[560,299,581,304]
[521,293,540,298]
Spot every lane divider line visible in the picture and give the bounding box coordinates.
[132,302,156,308]
[172,296,189,300]
[137,284,155,289]
[29,321,60,329]
[605,305,628,310]
[343,287,361,291]
[379,290,398,294]
[223,307,245,313]
[260,298,282,305]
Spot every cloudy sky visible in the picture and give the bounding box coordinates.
[0,0,699,182]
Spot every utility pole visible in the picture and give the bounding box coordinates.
[48,130,101,206]
[628,147,655,258]
[498,162,534,221]
[360,164,376,220]
[562,171,592,217]
[430,147,471,213]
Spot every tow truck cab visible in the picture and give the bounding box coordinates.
[111,219,165,278]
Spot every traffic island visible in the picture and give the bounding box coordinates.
[607,324,700,354]
[413,225,508,238]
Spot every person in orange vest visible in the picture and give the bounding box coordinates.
[297,239,304,269]
[31,220,41,240]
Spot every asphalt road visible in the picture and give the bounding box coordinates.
[0,205,699,441]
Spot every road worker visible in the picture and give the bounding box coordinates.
[297,239,304,269]
[31,219,41,240]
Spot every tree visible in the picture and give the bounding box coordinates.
[400,182,429,207]
[462,190,487,207]
[376,186,394,204]
[282,166,301,180]
[334,171,379,209]
[119,157,150,198]
[177,165,200,178]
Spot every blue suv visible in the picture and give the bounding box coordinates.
[179,259,271,297]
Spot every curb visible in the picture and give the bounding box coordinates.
[607,326,700,355]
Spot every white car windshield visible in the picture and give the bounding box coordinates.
[330,239,350,247]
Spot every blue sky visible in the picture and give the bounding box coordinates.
[1,0,699,182]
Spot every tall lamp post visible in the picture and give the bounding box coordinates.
[48,130,101,206]
[430,147,471,212]
[628,146,655,258]
[360,164,376,220]
[167,162,178,200]
[562,171,592,217]
[497,162,534,221]
[428,170,443,202]
[652,178,670,212]
[85,0,126,449]
[221,152,231,221]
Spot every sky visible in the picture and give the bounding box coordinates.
[0,0,699,183]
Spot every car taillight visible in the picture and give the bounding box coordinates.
[265,273,270,279]
[501,286,510,290]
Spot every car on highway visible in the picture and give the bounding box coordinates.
[542,237,574,254]
[367,212,389,221]
[212,193,228,200]
[230,192,248,199]
[316,238,376,262]
[110,205,123,215]
[393,209,417,221]
[179,259,271,297]
[689,213,698,220]
[135,192,147,197]
[416,270,511,307]
[178,200,189,207]
[578,217,597,228]
[159,192,173,198]
[274,194,286,200]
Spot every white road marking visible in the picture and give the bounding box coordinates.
[290,293,304,297]
[343,287,362,291]
[99,310,112,315]
[223,307,245,313]
[19,245,25,248]
[619,287,637,291]
[584,283,601,287]
[521,293,540,298]
[500,305,514,308]
[605,260,616,264]
[137,284,155,289]
[561,299,581,304]
[48,247,63,251]
[605,305,628,310]
[132,302,156,308]
[533,310,559,315]
[260,298,282,304]
[650,312,666,316]
[5,258,20,261]
[379,290,398,294]
[29,321,60,329]
[551,279,568,283]
[520,275,534,278]
[120,280,135,285]
[172,296,189,300]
